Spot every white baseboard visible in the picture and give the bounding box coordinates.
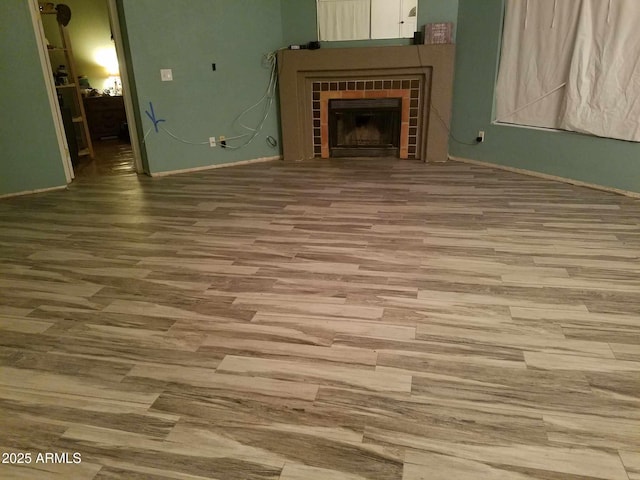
[0,185,67,200]
[150,156,282,178]
[449,155,640,199]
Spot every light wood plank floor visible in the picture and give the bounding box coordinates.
[1,158,639,479]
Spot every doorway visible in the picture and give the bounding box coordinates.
[30,0,143,180]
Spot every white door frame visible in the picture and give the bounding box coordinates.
[29,0,143,177]
[28,0,74,183]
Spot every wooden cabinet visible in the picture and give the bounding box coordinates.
[83,96,127,140]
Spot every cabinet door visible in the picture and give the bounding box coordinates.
[371,0,417,39]
[371,0,402,39]
[400,0,418,38]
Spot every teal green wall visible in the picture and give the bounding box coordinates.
[420,0,459,39]
[0,0,67,196]
[280,0,317,47]
[120,0,283,174]
[450,0,640,193]
[281,0,458,47]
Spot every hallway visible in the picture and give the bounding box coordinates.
[73,138,136,178]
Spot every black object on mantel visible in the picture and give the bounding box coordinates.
[289,41,321,50]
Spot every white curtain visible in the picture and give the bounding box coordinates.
[561,1,640,141]
[317,0,370,41]
[496,0,581,128]
[496,0,640,142]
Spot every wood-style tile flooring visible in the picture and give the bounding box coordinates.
[73,139,136,178]
[0,158,639,479]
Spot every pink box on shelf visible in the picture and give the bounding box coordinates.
[424,22,453,44]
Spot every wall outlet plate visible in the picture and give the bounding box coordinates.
[160,69,173,81]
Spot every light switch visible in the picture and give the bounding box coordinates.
[160,69,173,81]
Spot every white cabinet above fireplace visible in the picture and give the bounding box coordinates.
[317,0,418,41]
[371,0,418,39]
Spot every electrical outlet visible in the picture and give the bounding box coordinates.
[219,135,226,148]
[160,69,173,82]
[476,130,485,143]
[209,136,216,147]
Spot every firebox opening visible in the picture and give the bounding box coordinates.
[329,98,401,157]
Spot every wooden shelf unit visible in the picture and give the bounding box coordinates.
[41,10,94,160]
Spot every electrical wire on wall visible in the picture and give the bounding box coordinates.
[222,51,279,150]
[142,125,209,146]
[142,101,209,146]
[142,50,280,150]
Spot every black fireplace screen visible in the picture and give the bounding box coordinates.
[329,98,401,157]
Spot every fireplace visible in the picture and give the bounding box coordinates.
[277,45,455,163]
[329,98,401,157]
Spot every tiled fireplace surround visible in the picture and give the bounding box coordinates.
[278,45,455,162]
[313,79,420,159]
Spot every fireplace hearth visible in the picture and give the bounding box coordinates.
[330,98,401,157]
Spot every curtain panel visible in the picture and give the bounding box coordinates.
[317,0,371,41]
[496,0,640,142]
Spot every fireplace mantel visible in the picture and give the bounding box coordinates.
[277,44,455,162]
